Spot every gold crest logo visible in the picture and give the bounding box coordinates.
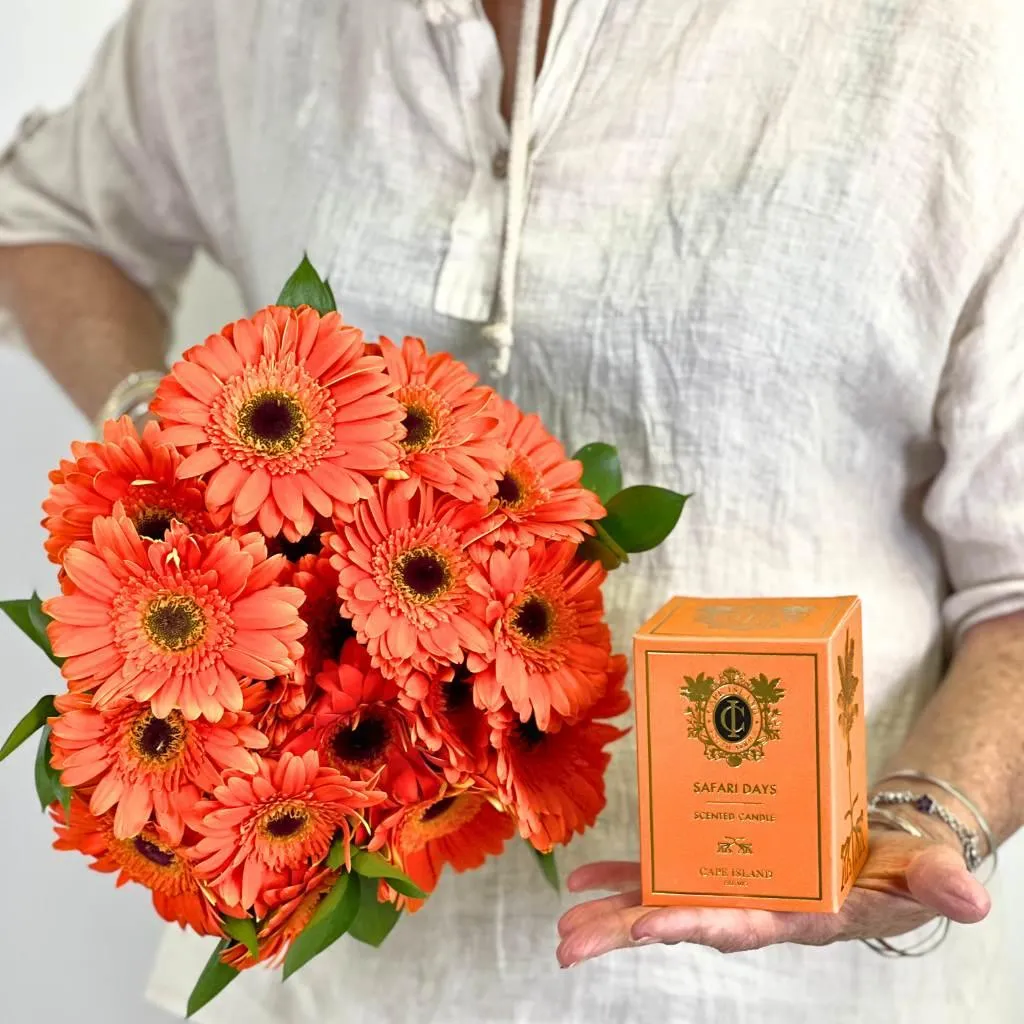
[680,667,785,767]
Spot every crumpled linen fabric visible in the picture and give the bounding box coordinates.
[0,1,1021,1021]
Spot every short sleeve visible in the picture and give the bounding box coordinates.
[923,220,1024,644]
[0,0,206,313]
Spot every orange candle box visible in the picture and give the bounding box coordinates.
[633,596,868,913]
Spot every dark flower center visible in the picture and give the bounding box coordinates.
[331,714,390,767]
[438,668,483,748]
[279,530,324,562]
[421,796,457,822]
[324,614,356,661]
[132,710,186,765]
[265,810,309,839]
[441,670,474,714]
[134,506,176,542]
[144,595,206,652]
[133,836,176,867]
[400,405,437,452]
[237,390,307,454]
[515,716,546,749]
[393,548,451,604]
[496,473,521,506]
[512,596,552,644]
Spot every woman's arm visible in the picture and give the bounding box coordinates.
[0,3,205,417]
[0,244,167,420]
[879,612,1024,847]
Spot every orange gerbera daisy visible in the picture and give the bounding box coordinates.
[467,542,611,730]
[49,691,268,843]
[377,335,504,502]
[400,665,492,783]
[587,653,631,721]
[370,789,514,907]
[291,554,355,680]
[242,674,310,747]
[43,416,209,565]
[52,797,222,935]
[490,706,625,853]
[329,481,494,681]
[45,514,306,722]
[222,865,338,969]
[480,397,604,549]
[190,750,384,911]
[151,305,405,540]
[288,639,433,806]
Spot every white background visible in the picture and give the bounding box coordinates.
[0,3,240,1021]
[0,3,1020,1023]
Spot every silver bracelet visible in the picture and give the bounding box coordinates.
[867,805,924,838]
[869,790,982,872]
[876,770,998,882]
[94,370,165,438]
[860,809,950,957]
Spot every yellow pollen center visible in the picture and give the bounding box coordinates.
[495,471,525,508]
[114,831,185,891]
[236,389,308,455]
[132,835,177,869]
[132,505,178,542]
[510,594,554,646]
[402,794,483,851]
[260,804,314,843]
[143,594,207,652]
[391,547,453,604]
[129,709,187,766]
[399,404,438,452]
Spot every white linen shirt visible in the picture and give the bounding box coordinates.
[1,1,1023,1021]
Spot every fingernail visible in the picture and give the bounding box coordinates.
[631,935,658,946]
[560,961,579,970]
[952,889,987,917]
[947,876,985,912]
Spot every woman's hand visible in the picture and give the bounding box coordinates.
[556,828,991,967]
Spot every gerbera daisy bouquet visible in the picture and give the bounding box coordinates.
[0,257,686,1015]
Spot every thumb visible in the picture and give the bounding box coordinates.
[904,842,990,924]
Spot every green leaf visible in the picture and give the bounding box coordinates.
[571,443,622,504]
[351,849,427,900]
[1,594,62,666]
[0,694,56,762]
[283,872,361,980]
[531,846,560,892]
[326,834,346,871]
[276,254,337,316]
[322,276,338,312]
[34,726,70,818]
[593,522,630,565]
[221,916,259,959]
[348,879,402,948]
[601,486,689,553]
[578,521,629,570]
[33,728,56,810]
[187,939,239,1018]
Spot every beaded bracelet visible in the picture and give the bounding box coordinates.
[874,770,998,884]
